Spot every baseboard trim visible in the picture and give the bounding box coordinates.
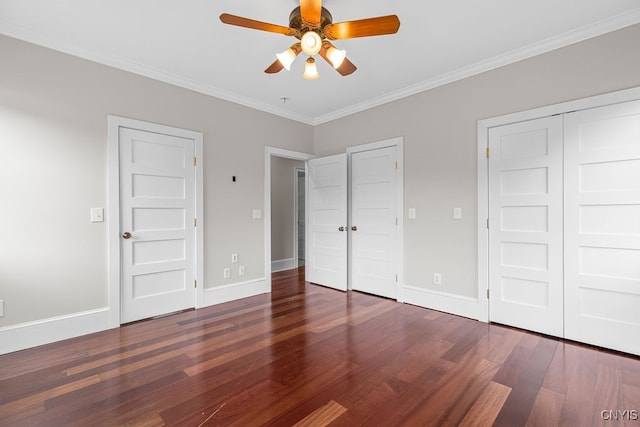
[402,285,484,321]
[271,258,297,273]
[201,278,270,307]
[0,307,111,355]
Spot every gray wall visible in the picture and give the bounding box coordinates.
[2,23,639,328]
[270,157,304,262]
[0,35,313,327]
[313,24,640,299]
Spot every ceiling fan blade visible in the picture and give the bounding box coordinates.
[265,43,303,74]
[324,15,400,40]
[319,42,357,76]
[264,60,285,74]
[220,13,297,36]
[300,0,322,25]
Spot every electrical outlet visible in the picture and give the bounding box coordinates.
[231,253,238,263]
[223,268,231,279]
[0,299,4,317]
[239,265,245,276]
[433,273,442,285]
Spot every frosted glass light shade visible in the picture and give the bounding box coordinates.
[326,46,346,68]
[276,48,296,70]
[301,31,322,56]
[303,57,319,80]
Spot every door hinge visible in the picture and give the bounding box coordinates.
[486,218,490,229]
[395,274,398,283]
[395,161,398,170]
[486,289,490,299]
[486,147,490,158]
[194,218,197,227]
[396,217,398,226]
[194,279,197,288]
[193,157,197,166]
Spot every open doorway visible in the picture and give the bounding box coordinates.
[264,147,314,289]
[270,156,305,272]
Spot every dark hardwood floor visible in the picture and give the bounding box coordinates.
[2,267,640,426]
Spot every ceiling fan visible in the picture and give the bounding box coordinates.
[219,0,400,79]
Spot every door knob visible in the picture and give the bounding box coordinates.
[338,226,345,232]
[122,232,132,239]
[351,226,358,231]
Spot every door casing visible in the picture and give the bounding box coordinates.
[107,116,204,327]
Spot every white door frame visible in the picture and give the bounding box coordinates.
[264,147,315,289]
[293,167,305,267]
[346,137,404,299]
[477,86,640,323]
[107,116,204,328]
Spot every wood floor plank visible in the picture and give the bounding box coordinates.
[293,400,347,427]
[459,381,512,427]
[492,336,558,426]
[526,387,565,427]
[1,267,639,426]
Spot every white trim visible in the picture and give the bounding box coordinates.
[107,115,204,326]
[477,86,640,323]
[3,10,637,126]
[346,137,404,299]
[293,167,305,269]
[272,258,297,273]
[403,286,483,321]
[202,278,269,307]
[264,147,315,291]
[312,10,640,125]
[0,21,313,126]
[0,308,109,355]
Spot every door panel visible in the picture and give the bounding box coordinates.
[488,116,564,336]
[564,99,640,355]
[351,147,398,299]
[306,154,347,290]
[120,127,196,323]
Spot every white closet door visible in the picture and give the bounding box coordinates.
[488,116,564,336]
[350,146,398,299]
[306,154,348,291]
[564,100,640,355]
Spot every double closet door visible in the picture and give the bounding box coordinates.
[305,145,399,300]
[489,99,640,355]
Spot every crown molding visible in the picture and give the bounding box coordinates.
[311,8,640,125]
[0,21,315,125]
[2,7,639,127]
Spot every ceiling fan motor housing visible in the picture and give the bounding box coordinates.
[289,6,333,39]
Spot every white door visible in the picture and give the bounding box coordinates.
[306,154,348,290]
[350,147,398,299]
[119,127,196,323]
[564,100,640,355]
[488,116,564,336]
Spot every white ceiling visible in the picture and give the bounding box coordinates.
[1,0,639,125]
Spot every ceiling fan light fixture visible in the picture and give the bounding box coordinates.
[301,31,322,56]
[276,47,297,71]
[303,57,319,80]
[326,46,346,68]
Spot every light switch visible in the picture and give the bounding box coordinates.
[252,209,262,219]
[408,208,416,219]
[91,208,104,223]
[453,207,462,220]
